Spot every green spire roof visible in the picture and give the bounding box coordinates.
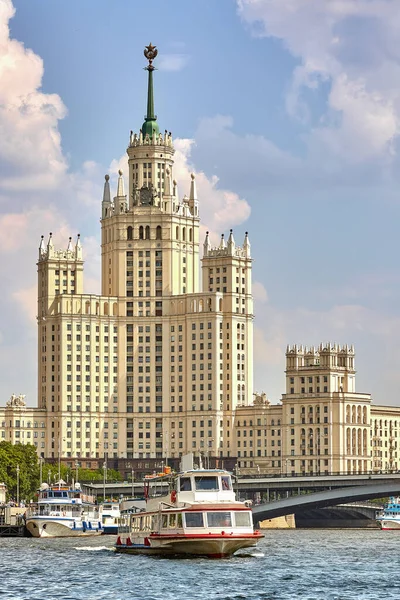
[142,43,159,138]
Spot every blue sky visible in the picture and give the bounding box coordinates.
[2,0,400,406]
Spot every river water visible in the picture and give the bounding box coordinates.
[1,530,399,600]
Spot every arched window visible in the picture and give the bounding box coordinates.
[189,228,192,242]
[127,226,133,240]
[182,227,186,241]
[96,302,99,315]
[139,226,144,240]
[145,226,150,239]
[176,226,179,240]
[218,298,222,311]
[104,303,109,316]
[156,225,162,240]
[113,302,118,316]
[85,301,90,315]
[208,298,212,311]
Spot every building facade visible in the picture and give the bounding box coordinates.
[31,45,253,474]
[0,46,399,480]
[234,344,400,476]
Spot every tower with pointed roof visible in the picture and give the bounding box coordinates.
[33,45,253,472]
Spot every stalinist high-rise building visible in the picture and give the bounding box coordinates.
[1,45,399,481]
[35,45,253,473]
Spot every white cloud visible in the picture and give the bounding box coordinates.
[253,281,268,303]
[237,0,400,162]
[157,54,190,72]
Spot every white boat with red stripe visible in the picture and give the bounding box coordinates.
[115,462,263,558]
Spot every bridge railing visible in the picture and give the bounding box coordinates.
[236,469,400,479]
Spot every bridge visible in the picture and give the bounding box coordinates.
[251,481,398,522]
[236,472,400,497]
[82,472,400,502]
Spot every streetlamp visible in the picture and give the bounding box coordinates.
[103,456,107,501]
[75,460,79,484]
[39,456,44,486]
[16,464,20,505]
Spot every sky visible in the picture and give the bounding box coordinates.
[1,0,400,407]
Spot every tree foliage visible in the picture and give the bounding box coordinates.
[0,442,39,502]
[0,442,123,503]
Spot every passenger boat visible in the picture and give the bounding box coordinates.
[115,467,263,558]
[25,481,103,538]
[376,497,400,530]
[101,501,120,535]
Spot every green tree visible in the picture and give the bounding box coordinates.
[0,442,39,502]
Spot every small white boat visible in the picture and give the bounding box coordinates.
[115,467,263,558]
[25,481,103,538]
[101,502,120,535]
[376,497,400,530]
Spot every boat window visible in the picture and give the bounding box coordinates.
[177,513,183,528]
[234,512,252,527]
[169,513,176,528]
[207,512,232,527]
[162,514,168,529]
[179,477,192,491]
[194,476,219,491]
[221,476,232,490]
[53,491,63,498]
[143,516,152,531]
[184,512,204,528]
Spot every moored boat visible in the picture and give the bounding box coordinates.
[25,481,103,538]
[376,497,400,530]
[115,466,263,558]
[101,501,120,535]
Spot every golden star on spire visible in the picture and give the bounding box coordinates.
[144,43,158,65]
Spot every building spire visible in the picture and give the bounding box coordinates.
[116,170,125,198]
[75,233,82,259]
[203,231,211,256]
[103,174,111,203]
[243,231,251,258]
[39,235,45,254]
[227,229,235,254]
[189,173,197,201]
[142,43,159,138]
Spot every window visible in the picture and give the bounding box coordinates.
[184,513,204,528]
[234,512,251,527]
[194,476,218,491]
[207,512,232,527]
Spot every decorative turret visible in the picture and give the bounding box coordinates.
[227,229,235,254]
[47,232,54,258]
[141,43,159,139]
[102,174,112,219]
[219,233,226,249]
[243,231,251,258]
[114,170,127,214]
[39,235,46,258]
[203,231,211,256]
[188,173,198,217]
[67,237,73,252]
[75,233,82,260]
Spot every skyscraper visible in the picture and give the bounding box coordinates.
[36,45,253,473]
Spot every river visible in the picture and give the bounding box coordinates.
[1,529,398,600]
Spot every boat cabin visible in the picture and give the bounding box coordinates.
[175,469,235,503]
